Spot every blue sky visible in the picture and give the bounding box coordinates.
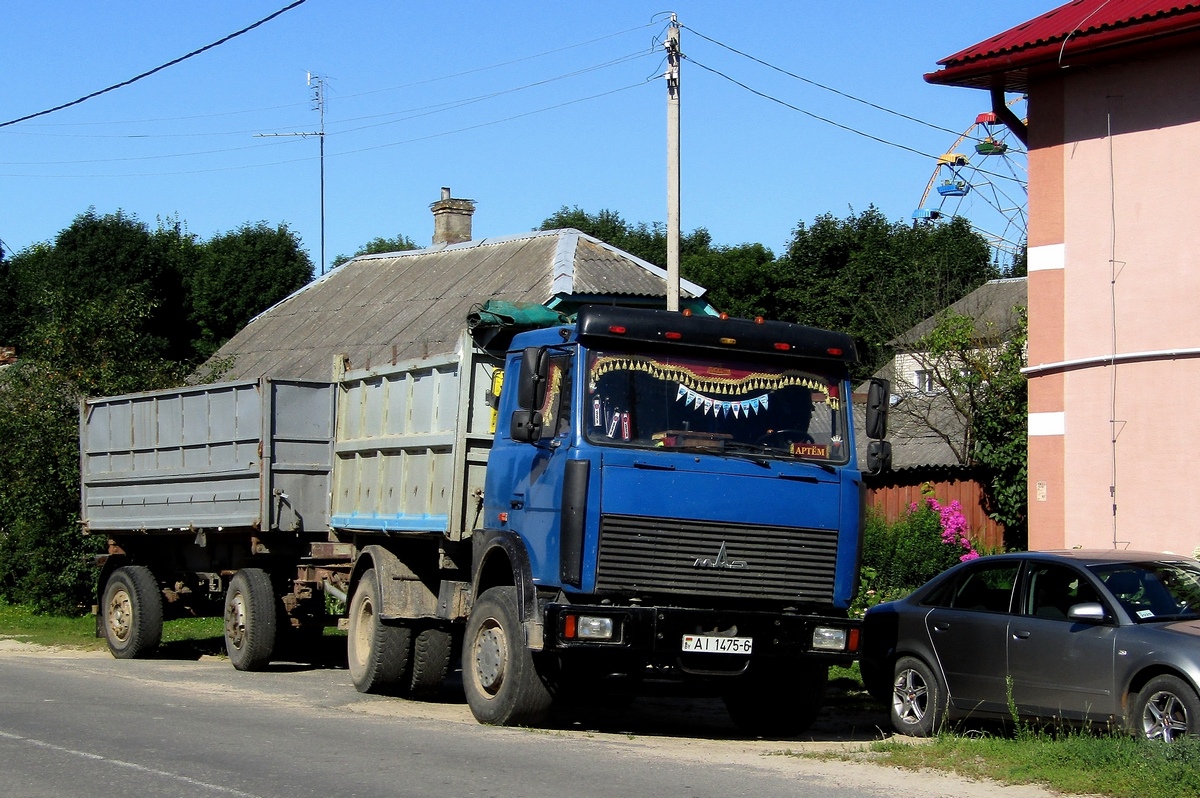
[2,1,1050,273]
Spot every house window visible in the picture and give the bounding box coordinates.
[913,369,935,393]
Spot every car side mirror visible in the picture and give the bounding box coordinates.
[1067,602,1108,623]
[866,440,892,474]
[865,377,890,440]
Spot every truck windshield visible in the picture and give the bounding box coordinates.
[584,349,849,464]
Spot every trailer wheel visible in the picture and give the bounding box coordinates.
[724,662,827,738]
[347,569,412,694]
[409,623,454,698]
[462,586,555,726]
[223,568,277,671]
[101,566,163,659]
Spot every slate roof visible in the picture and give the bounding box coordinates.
[206,228,707,381]
[892,277,1027,350]
[926,0,1200,90]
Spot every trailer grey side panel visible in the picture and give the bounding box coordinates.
[81,379,335,533]
[331,335,499,540]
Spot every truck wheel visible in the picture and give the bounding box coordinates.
[724,662,827,738]
[347,569,412,694]
[409,623,454,698]
[1131,675,1200,741]
[224,568,277,671]
[101,566,163,659]
[462,586,555,726]
[890,655,944,737]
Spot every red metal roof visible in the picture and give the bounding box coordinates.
[926,1,1200,90]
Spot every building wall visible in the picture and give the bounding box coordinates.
[1027,47,1200,556]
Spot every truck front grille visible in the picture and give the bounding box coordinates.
[595,514,839,603]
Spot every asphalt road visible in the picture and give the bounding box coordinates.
[0,642,1055,798]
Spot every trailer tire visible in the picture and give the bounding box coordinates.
[462,586,555,726]
[101,566,163,659]
[224,568,278,671]
[724,662,827,738]
[347,569,412,694]
[409,623,454,698]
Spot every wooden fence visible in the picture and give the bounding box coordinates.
[865,469,1007,552]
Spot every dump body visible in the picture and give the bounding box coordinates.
[81,379,336,534]
[329,335,502,541]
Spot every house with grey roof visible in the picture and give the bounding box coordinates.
[860,276,1027,549]
[206,189,713,382]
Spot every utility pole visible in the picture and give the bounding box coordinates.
[256,72,327,274]
[665,14,681,312]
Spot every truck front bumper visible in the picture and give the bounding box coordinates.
[542,603,859,663]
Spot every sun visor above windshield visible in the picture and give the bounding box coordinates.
[574,305,858,365]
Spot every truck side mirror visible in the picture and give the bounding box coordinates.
[865,377,890,440]
[516,347,548,410]
[510,409,544,442]
[866,440,892,474]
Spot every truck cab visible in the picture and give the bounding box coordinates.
[466,305,889,732]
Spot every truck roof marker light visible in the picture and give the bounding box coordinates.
[608,325,627,335]
[664,331,682,340]
[719,337,737,345]
[827,347,843,356]
[681,308,693,317]
[719,312,729,320]
[755,316,765,324]
[774,342,791,351]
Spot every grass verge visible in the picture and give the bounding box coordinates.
[0,600,225,653]
[856,731,1200,798]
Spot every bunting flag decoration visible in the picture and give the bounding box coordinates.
[674,383,771,417]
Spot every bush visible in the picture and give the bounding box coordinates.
[855,496,979,616]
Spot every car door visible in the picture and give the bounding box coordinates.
[1007,561,1118,721]
[923,560,1020,716]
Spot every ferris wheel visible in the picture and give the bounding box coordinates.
[913,103,1028,270]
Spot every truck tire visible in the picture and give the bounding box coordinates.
[409,623,454,698]
[724,662,827,738]
[224,568,278,671]
[101,566,163,659]
[347,569,412,694]
[462,586,555,726]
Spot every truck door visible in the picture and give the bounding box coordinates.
[507,351,575,587]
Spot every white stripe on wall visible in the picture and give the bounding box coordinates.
[1028,411,1065,436]
[1028,243,1065,272]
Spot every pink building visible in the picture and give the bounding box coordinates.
[927,2,1200,555]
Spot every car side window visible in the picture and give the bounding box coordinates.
[923,562,1020,613]
[1024,564,1101,620]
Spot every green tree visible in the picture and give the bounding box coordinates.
[187,222,313,359]
[902,308,1028,545]
[539,206,719,270]
[0,362,104,613]
[776,209,995,378]
[330,232,419,268]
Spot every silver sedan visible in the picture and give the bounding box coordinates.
[860,550,1200,740]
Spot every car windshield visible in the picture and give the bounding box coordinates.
[584,348,849,464]
[1089,560,1200,622]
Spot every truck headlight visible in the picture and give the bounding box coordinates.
[576,615,614,640]
[812,626,847,651]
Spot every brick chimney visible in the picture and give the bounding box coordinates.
[430,187,475,245]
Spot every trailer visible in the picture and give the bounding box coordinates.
[83,306,890,735]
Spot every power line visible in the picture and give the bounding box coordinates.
[682,24,973,141]
[0,0,310,129]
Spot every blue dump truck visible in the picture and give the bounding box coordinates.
[81,304,890,735]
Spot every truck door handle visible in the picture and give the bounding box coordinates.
[510,494,524,510]
[932,622,950,631]
[1013,630,1031,640]
[633,460,675,471]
